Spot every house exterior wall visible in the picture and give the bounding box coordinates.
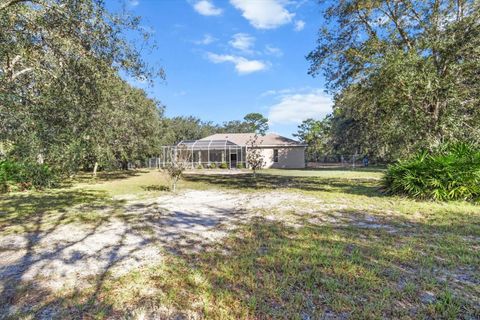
[249,147,305,169]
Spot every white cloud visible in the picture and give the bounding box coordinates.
[206,52,268,74]
[264,45,283,57]
[294,20,305,31]
[174,90,188,96]
[261,87,303,97]
[194,34,217,45]
[229,33,255,53]
[193,0,223,16]
[230,0,294,29]
[260,89,278,97]
[128,0,140,7]
[267,89,333,124]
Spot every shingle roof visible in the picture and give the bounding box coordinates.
[200,133,305,147]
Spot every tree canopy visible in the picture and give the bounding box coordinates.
[294,118,332,161]
[1,0,164,173]
[243,113,269,135]
[308,0,480,160]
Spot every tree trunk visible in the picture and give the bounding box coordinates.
[429,99,443,145]
[93,162,98,177]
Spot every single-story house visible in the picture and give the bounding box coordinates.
[166,133,306,169]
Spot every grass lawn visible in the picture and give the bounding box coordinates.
[0,168,479,319]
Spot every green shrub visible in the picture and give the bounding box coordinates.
[236,163,244,169]
[0,160,19,192]
[196,164,204,169]
[383,143,480,201]
[219,162,228,169]
[209,163,217,169]
[0,159,57,192]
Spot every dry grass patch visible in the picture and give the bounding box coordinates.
[1,168,479,319]
[22,208,478,319]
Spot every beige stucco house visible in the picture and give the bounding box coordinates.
[173,133,306,169]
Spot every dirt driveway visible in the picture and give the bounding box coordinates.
[0,189,317,316]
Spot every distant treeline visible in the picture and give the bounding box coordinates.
[160,112,269,146]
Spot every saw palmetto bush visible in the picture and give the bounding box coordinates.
[383,143,480,201]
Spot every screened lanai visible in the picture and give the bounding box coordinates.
[159,139,246,168]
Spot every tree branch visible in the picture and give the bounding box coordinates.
[12,67,33,80]
[354,4,378,40]
[383,0,413,50]
[11,55,21,66]
[0,0,32,11]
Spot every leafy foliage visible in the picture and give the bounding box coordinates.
[219,120,253,134]
[219,162,228,169]
[308,1,480,160]
[159,116,218,145]
[0,160,57,192]
[242,113,269,135]
[0,0,164,176]
[383,143,480,201]
[294,118,333,160]
[160,113,270,145]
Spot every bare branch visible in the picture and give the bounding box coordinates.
[11,67,33,80]
[165,146,191,192]
[356,11,377,39]
[11,55,21,66]
[383,0,412,50]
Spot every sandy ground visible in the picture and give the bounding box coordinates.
[0,189,320,310]
[2,189,475,319]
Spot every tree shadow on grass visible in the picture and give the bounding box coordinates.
[141,184,170,192]
[183,173,382,197]
[0,188,249,319]
[95,170,149,181]
[0,197,478,319]
[118,201,250,255]
[145,214,479,318]
[33,213,476,319]
[284,166,387,173]
[0,189,115,232]
[69,170,149,186]
[0,189,150,318]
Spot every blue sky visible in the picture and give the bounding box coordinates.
[109,0,332,138]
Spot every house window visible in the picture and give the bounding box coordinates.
[273,149,279,163]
